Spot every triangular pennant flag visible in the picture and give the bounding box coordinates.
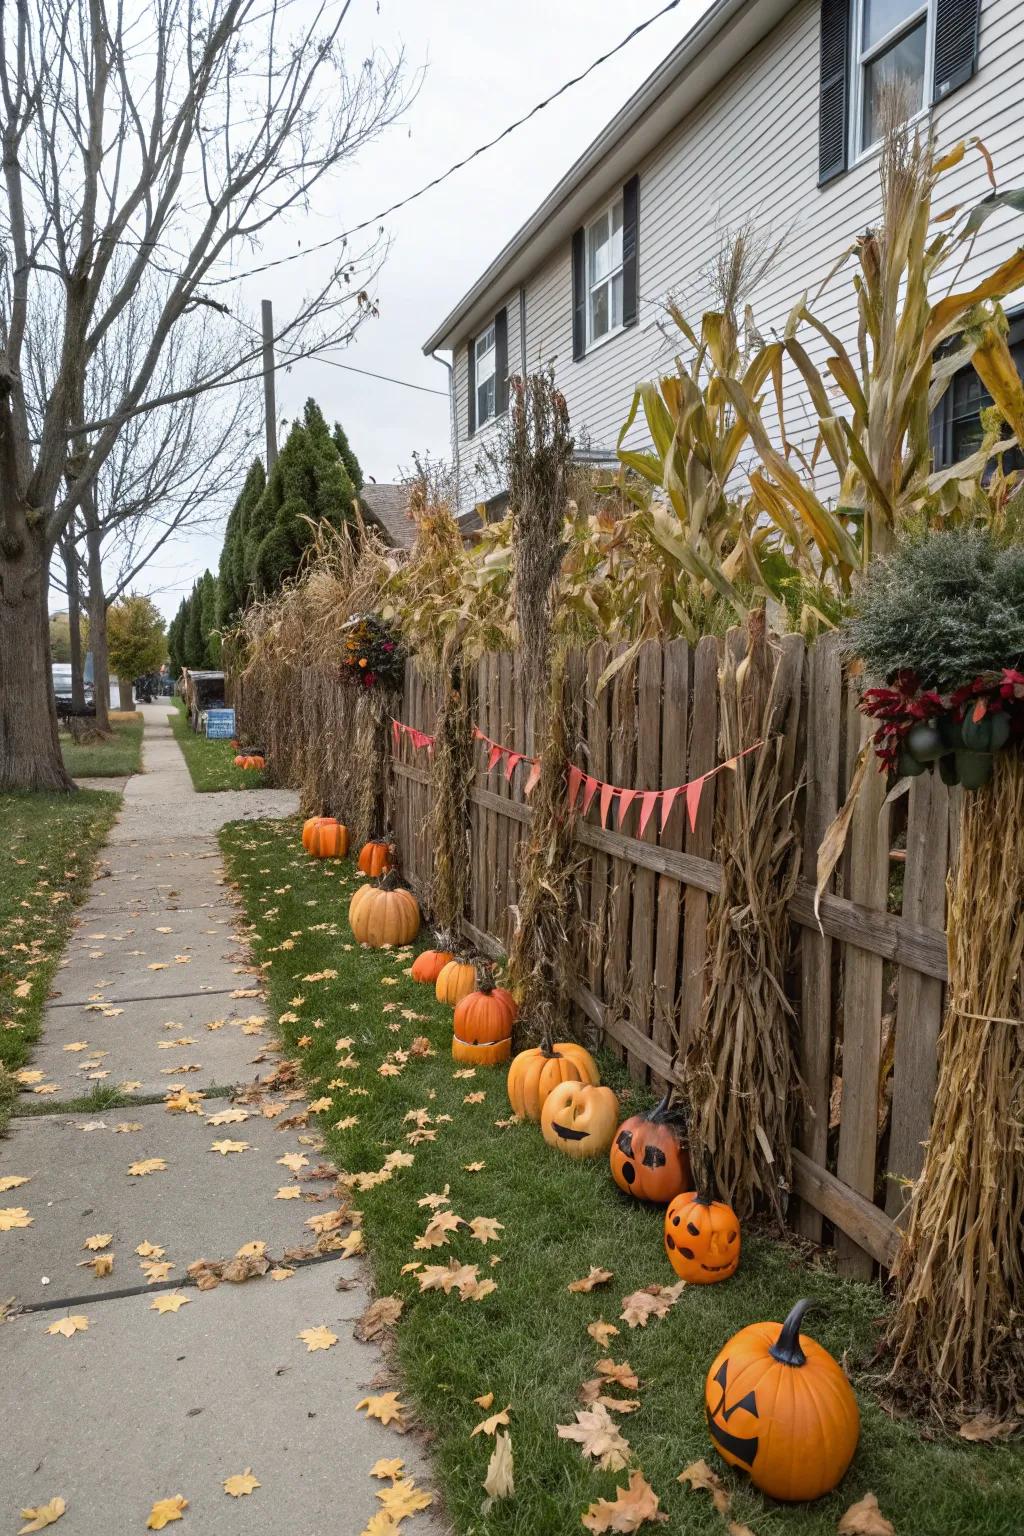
[581,775,600,816]
[638,790,660,837]
[567,765,585,811]
[616,788,638,828]
[599,782,616,830]
[504,752,524,782]
[659,786,681,832]
[523,759,542,797]
[473,726,487,742]
[686,775,706,832]
[487,745,503,774]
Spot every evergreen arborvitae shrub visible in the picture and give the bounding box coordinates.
[182,581,206,668]
[333,421,363,492]
[848,529,1024,691]
[219,458,266,625]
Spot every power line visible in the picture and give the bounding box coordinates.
[204,0,684,289]
[232,312,449,396]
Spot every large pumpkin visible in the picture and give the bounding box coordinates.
[357,839,393,878]
[410,949,454,984]
[610,1091,691,1203]
[541,1081,619,1159]
[452,978,517,1066]
[302,816,324,852]
[705,1299,860,1502]
[507,1039,600,1121]
[234,753,265,770]
[435,958,478,1007]
[664,1156,740,1283]
[348,874,420,947]
[307,817,349,858]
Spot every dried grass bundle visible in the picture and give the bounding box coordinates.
[686,612,802,1220]
[887,751,1024,1416]
[425,669,474,939]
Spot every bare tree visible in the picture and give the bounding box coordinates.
[1,0,411,789]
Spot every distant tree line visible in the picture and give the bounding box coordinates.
[167,399,363,677]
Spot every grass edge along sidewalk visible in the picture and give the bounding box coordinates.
[60,712,143,779]
[220,813,1023,1536]
[170,696,268,792]
[0,789,120,1131]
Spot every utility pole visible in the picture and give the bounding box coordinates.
[261,299,278,470]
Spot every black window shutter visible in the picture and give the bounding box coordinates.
[571,227,586,361]
[467,337,476,437]
[494,308,509,414]
[932,0,981,103]
[818,0,851,187]
[622,174,640,330]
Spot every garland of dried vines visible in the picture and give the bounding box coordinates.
[425,666,475,943]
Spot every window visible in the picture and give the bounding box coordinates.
[586,197,625,346]
[853,0,932,154]
[931,314,1024,472]
[475,323,497,426]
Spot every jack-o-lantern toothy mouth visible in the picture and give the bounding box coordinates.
[551,1122,588,1141]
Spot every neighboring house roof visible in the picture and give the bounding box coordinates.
[422,0,795,356]
[359,482,414,549]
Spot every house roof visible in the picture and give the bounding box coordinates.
[359,482,415,549]
[422,0,795,356]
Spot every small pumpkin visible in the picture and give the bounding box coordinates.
[664,1154,740,1283]
[348,871,420,947]
[452,976,518,1066]
[302,816,332,852]
[705,1298,860,1502]
[610,1091,692,1204]
[435,958,478,1007]
[507,1038,600,1121]
[357,838,393,877]
[410,949,455,984]
[306,817,349,859]
[540,1081,619,1159]
[233,752,265,770]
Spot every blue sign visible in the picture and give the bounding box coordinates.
[206,708,236,740]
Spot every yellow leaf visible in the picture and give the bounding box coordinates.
[269,1267,295,1281]
[473,1392,494,1410]
[587,1320,620,1347]
[223,1469,260,1498]
[471,1406,511,1437]
[369,1459,404,1481]
[150,1292,191,1314]
[277,1152,308,1172]
[209,1139,250,1155]
[18,1497,66,1532]
[45,1315,89,1339]
[298,1325,338,1352]
[63,1041,90,1052]
[467,1216,503,1245]
[141,1260,175,1283]
[359,1516,399,1536]
[375,1478,433,1520]
[581,1468,664,1532]
[355,1392,405,1427]
[568,1267,613,1294]
[0,1175,30,1193]
[206,1107,248,1126]
[482,1431,514,1503]
[340,1229,364,1257]
[146,1495,188,1529]
[83,1233,112,1251]
[128,1159,167,1177]
[838,1493,896,1535]
[135,1241,165,1258]
[679,1458,730,1515]
[80,1253,114,1277]
[275,1186,301,1200]
[0,1206,33,1231]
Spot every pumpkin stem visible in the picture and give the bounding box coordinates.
[696,1148,720,1207]
[377,868,403,892]
[768,1299,813,1368]
[648,1090,675,1123]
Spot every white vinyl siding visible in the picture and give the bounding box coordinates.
[450,0,1023,509]
[453,292,522,508]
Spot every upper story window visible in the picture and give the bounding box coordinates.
[854,0,932,153]
[587,197,624,346]
[475,323,497,426]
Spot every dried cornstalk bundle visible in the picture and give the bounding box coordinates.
[686,612,801,1220]
[887,752,1024,1416]
[506,662,585,1048]
[350,687,399,850]
[425,669,474,937]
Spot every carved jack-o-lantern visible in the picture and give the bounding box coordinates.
[704,1298,860,1502]
[664,1155,740,1283]
[609,1092,692,1204]
[540,1081,619,1159]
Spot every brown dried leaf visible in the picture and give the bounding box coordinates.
[568,1267,613,1294]
[837,1493,896,1535]
[581,1468,666,1532]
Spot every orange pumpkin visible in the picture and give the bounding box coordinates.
[435,958,477,1007]
[348,873,420,947]
[233,752,265,770]
[357,839,393,877]
[410,949,455,984]
[664,1156,741,1284]
[705,1298,860,1502]
[610,1092,692,1204]
[451,977,517,1066]
[302,816,330,851]
[540,1081,619,1159]
[507,1039,600,1121]
[306,817,349,858]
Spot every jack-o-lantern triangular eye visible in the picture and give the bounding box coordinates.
[642,1144,667,1168]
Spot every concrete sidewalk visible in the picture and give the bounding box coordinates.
[1,703,447,1535]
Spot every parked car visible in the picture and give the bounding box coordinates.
[52,664,94,710]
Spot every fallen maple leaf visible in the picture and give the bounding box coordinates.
[0,1175,30,1193]
[359,1516,399,1536]
[277,1151,308,1172]
[581,1468,667,1532]
[339,1229,365,1257]
[467,1216,504,1245]
[837,1493,896,1535]
[335,1114,360,1131]
[568,1267,614,1294]
[463,1161,486,1173]
[136,1241,165,1258]
[0,1205,33,1230]
[128,1159,167,1177]
[298,1325,338,1352]
[471,1406,511,1438]
[150,1292,191,1314]
[80,1252,114,1278]
[275,1186,301,1200]
[114,1122,143,1133]
[482,1431,514,1505]
[146,1495,188,1529]
[83,1233,112,1251]
[307,1096,333,1112]
[463,1090,486,1104]
[414,1210,465,1250]
[18,1497,66,1533]
[417,1186,450,1209]
[587,1319,620,1347]
[223,1469,260,1498]
[957,1413,1019,1442]
[678,1459,730,1515]
[376,1477,433,1520]
[207,1107,248,1126]
[45,1315,89,1339]
[269,1266,295,1281]
[369,1458,404,1480]
[209,1139,250,1155]
[355,1392,405,1428]
[557,1404,631,1471]
[620,1282,685,1328]
[474,1392,495,1409]
[355,1295,403,1341]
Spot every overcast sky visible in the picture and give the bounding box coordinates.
[132,0,713,617]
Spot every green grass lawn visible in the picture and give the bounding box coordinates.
[60,711,143,778]
[169,697,268,791]
[220,815,1022,1536]
[0,789,120,1131]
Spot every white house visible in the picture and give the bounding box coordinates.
[423,0,1024,512]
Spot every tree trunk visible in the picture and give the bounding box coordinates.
[61,535,87,709]
[0,519,74,792]
[118,676,134,711]
[83,499,111,733]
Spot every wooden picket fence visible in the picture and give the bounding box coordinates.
[391,631,955,1279]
